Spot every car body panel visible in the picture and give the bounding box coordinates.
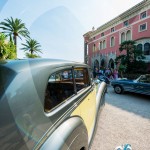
[0,59,107,150]
[40,117,88,150]
[77,86,96,140]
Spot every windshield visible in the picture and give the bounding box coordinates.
[133,76,141,83]
[133,75,150,83]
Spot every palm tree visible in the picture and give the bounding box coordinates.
[21,38,42,58]
[0,17,29,56]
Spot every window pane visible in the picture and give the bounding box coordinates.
[103,40,106,49]
[101,32,104,36]
[140,24,146,31]
[124,20,128,26]
[121,32,125,43]
[111,27,114,32]
[126,30,131,40]
[45,69,74,112]
[100,42,102,50]
[140,11,146,19]
[111,37,114,47]
[74,68,90,92]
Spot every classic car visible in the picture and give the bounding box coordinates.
[0,58,107,150]
[111,74,150,95]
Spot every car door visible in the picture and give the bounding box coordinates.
[125,82,134,92]
[73,67,96,142]
[134,82,150,95]
[121,81,135,92]
[133,75,150,95]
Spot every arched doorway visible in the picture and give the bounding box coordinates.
[144,43,150,55]
[108,59,115,69]
[101,59,105,68]
[94,59,99,70]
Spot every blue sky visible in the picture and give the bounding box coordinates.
[0,0,143,62]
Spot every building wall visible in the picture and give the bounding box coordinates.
[83,0,150,71]
[132,17,150,40]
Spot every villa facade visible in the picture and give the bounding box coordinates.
[83,0,150,71]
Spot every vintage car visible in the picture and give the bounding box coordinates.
[0,58,107,150]
[111,74,150,95]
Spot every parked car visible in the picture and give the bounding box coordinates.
[97,74,110,84]
[0,58,107,150]
[111,74,150,95]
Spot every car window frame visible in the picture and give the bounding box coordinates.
[44,65,93,116]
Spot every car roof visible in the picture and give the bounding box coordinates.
[0,58,87,73]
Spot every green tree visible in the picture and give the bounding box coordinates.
[115,40,146,74]
[6,41,16,59]
[0,17,29,57]
[0,33,16,60]
[21,38,42,58]
[25,53,41,58]
[0,33,7,59]
[118,64,126,78]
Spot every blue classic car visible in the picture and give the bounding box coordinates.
[0,59,107,150]
[111,74,150,95]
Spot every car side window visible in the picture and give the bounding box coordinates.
[74,68,90,92]
[44,69,75,112]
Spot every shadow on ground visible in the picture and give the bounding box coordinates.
[106,86,150,119]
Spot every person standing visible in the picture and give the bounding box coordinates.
[99,67,104,75]
[93,67,98,78]
[113,69,118,80]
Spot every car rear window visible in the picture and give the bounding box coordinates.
[45,68,75,112]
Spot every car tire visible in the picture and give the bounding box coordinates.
[114,85,123,94]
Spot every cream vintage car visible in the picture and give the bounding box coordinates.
[0,58,107,150]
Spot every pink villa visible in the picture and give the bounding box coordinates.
[83,0,150,71]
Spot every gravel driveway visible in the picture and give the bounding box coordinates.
[91,86,150,150]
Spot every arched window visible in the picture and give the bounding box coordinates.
[137,44,143,51]
[121,32,125,43]
[100,42,102,50]
[103,40,106,49]
[110,37,115,47]
[93,44,96,52]
[94,59,99,70]
[144,43,150,55]
[126,30,131,40]
[108,59,115,69]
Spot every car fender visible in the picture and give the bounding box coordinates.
[40,117,88,150]
[88,81,107,148]
[96,81,107,111]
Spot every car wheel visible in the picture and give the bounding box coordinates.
[114,85,123,94]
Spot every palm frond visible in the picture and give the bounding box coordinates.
[21,38,42,55]
[0,17,30,43]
